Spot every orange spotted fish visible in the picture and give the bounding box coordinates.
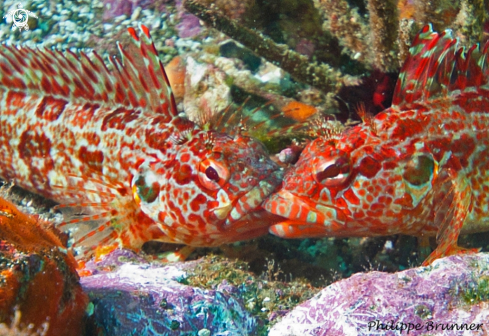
[264,25,489,265]
[0,25,282,259]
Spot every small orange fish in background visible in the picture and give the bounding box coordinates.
[282,100,318,122]
[264,25,488,265]
[0,196,88,335]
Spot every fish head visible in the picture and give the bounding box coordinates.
[264,123,439,238]
[132,131,284,246]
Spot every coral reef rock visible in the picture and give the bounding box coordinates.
[81,249,259,335]
[183,56,232,123]
[0,196,88,336]
[270,253,489,336]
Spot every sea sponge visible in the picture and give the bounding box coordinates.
[0,197,88,336]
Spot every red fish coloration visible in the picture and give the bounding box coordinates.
[0,25,282,259]
[264,25,489,265]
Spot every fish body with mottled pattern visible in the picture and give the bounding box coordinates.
[0,26,282,258]
[264,25,489,264]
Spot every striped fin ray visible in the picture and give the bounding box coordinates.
[51,174,129,202]
[124,25,177,117]
[0,25,177,119]
[52,175,135,259]
[393,24,489,108]
[393,24,458,106]
[0,45,120,104]
[55,202,118,256]
[449,43,485,92]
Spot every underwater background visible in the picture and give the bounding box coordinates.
[1,0,489,335]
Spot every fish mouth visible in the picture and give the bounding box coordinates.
[211,169,284,229]
[262,189,347,238]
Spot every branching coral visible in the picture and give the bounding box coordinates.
[183,0,355,94]
[314,0,370,65]
[315,0,400,72]
[317,0,487,68]
[452,0,487,44]
[183,0,488,110]
[366,0,399,71]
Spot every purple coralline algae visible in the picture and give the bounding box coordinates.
[176,0,202,38]
[270,253,489,336]
[102,0,167,21]
[176,12,202,38]
[81,249,258,335]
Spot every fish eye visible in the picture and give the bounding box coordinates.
[403,154,434,186]
[205,166,220,182]
[199,154,230,190]
[314,154,351,186]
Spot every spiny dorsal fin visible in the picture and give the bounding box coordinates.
[393,24,489,108]
[0,24,177,120]
[120,25,177,117]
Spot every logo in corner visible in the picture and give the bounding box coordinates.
[3,3,38,32]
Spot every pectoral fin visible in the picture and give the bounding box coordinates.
[423,170,478,265]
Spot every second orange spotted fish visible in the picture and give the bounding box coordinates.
[264,25,489,265]
[0,25,283,259]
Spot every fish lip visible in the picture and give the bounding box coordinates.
[222,169,284,225]
[263,189,347,225]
